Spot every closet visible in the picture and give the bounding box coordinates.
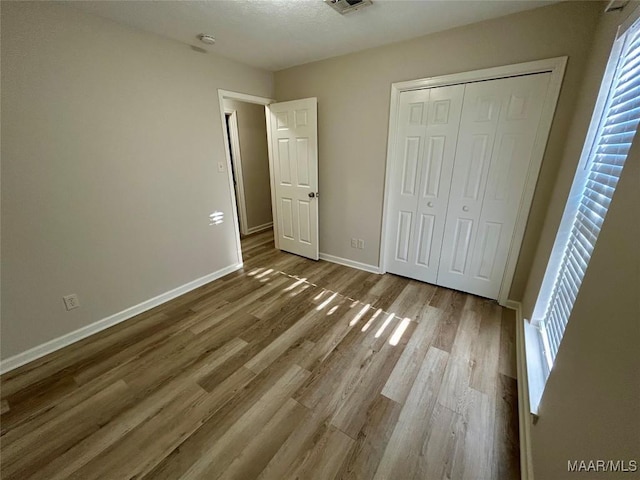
[384,72,551,300]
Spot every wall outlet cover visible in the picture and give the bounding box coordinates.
[63,294,80,311]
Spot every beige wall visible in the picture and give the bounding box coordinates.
[223,99,272,232]
[531,141,640,478]
[274,1,601,297]
[1,2,272,359]
[526,5,640,478]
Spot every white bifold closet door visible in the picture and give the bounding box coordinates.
[386,73,551,299]
[385,85,464,283]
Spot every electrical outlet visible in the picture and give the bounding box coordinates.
[217,161,225,173]
[357,239,365,249]
[351,238,357,248]
[63,294,80,311]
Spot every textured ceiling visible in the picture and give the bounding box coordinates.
[71,1,558,71]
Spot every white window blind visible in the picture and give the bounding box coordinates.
[539,19,640,368]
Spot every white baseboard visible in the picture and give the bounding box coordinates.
[246,222,273,235]
[504,299,521,311]
[318,253,381,274]
[509,300,535,480]
[0,263,243,375]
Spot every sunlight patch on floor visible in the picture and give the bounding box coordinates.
[247,268,262,277]
[361,308,382,332]
[389,317,411,346]
[375,313,396,338]
[256,268,273,279]
[350,304,370,327]
[246,262,414,347]
[284,278,306,292]
[326,304,339,315]
[288,284,309,297]
[316,292,338,311]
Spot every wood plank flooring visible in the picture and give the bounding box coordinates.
[0,229,520,479]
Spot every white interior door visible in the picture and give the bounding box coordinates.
[437,73,551,298]
[267,98,319,260]
[385,85,464,283]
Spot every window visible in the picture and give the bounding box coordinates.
[532,12,640,377]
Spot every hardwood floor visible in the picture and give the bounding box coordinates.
[0,229,520,479]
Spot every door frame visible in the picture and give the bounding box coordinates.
[379,57,567,306]
[224,109,249,236]
[218,90,275,264]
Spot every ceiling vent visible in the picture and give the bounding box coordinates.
[325,0,373,15]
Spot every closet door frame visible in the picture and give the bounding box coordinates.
[379,57,567,306]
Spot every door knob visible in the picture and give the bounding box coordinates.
[427,201,434,207]
[308,192,316,198]
[462,205,469,212]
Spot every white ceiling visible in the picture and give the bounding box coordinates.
[71,0,557,71]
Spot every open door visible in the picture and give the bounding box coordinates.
[266,98,319,260]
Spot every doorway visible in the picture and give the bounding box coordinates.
[223,102,273,239]
[218,90,275,263]
[218,90,320,265]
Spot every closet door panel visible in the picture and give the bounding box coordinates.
[386,90,429,279]
[414,84,465,275]
[438,81,500,282]
[386,85,464,282]
[438,73,551,298]
[468,74,551,295]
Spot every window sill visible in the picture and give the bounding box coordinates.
[523,318,549,415]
